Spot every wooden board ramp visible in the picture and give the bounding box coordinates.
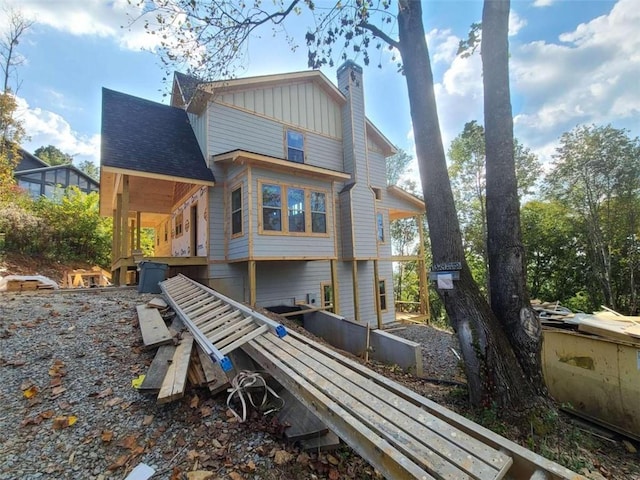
[161,275,582,480]
[160,274,287,372]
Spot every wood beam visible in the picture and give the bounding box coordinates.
[330,259,340,315]
[136,212,141,250]
[119,176,130,286]
[248,260,256,306]
[373,259,382,329]
[417,215,430,321]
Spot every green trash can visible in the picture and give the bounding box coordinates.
[138,261,168,293]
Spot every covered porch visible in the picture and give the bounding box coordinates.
[385,186,430,324]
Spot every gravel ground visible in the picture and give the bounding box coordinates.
[1,289,378,480]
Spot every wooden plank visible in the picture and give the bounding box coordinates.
[136,305,173,349]
[242,340,435,480]
[188,347,207,386]
[138,344,177,393]
[157,334,194,404]
[208,317,254,343]
[147,297,168,309]
[256,335,502,480]
[285,330,577,480]
[195,344,229,395]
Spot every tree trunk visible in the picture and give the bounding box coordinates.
[397,0,536,408]
[481,0,545,393]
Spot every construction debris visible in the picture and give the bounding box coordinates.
[0,274,58,292]
[63,267,111,288]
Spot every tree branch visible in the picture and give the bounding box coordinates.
[358,20,399,50]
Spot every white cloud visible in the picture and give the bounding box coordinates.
[509,11,527,36]
[425,28,461,65]
[533,0,555,7]
[511,0,640,162]
[2,0,160,51]
[16,96,100,166]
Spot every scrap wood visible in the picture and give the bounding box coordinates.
[157,334,194,404]
[136,305,173,349]
[138,345,176,394]
[147,298,168,310]
[195,344,230,395]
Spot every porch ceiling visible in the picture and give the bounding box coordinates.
[99,168,212,227]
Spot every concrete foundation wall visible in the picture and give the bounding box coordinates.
[303,309,423,376]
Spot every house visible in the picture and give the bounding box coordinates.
[15,148,99,199]
[100,62,427,326]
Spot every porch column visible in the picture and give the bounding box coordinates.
[248,260,256,307]
[136,211,141,250]
[118,175,130,286]
[113,195,122,285]
[352,260,359,321]
[417,214,430,322]
[330,259,340,315]
[373,259,382,329]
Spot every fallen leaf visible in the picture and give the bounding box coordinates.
[170,467,181,480]
[228,473,244,480]
[118,434,140,450]
[190,394,200,409]
[142,415,154,426]
[186,471,215,480]
[241,460,256,473]
[40,410,55,419]
[20,379,34,390]
[273,450,293,466]
[97,387,113,398]
[23,385,39,399]
[52,416,76,430]
[200,406,212,418]
[101,431,113,442]
[297,453,311,466]
[107,454,130,471]
[49,377,62,388]
[329,468,340,480]
[327,454,340,466]
[51,386,67,396]
[105,397,123,407]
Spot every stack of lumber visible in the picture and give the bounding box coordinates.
[136,298,229,404]
[63,267,112,288]
[535,300,640,346]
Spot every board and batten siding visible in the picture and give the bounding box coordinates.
[255,260,331,307]
[218,81,342,139]
[251,168,335,259]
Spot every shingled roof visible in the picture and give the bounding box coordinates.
[173,72,202,106]
[101,88,214,183]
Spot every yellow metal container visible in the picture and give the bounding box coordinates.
[542,328,640,440]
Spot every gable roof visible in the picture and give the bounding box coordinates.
[172,71,202,108]
[15,147,49,171]
[100,88,214,184]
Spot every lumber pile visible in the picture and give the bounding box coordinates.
[135,299,231,403]
[135,296,339,449]
[535,300,640,345]
[63,267,112,288]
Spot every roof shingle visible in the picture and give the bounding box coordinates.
[100,88,214,183]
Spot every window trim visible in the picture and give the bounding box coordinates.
[230,184,244,237]
[285,128,305,163]
[175,212,183,238]
[258,180,329,237]
[378,279,388,312]
[321,281,333,311]
[376,211,385,243]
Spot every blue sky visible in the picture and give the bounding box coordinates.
[5,0,638,177]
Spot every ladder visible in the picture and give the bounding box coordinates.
[160,274,287,372]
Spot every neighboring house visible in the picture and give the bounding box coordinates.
[15,148,99,199]
[100,62,427,326]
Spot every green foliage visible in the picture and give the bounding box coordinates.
[34,144,73,166]
[545,124,640,312]
[0,188,112,267]
[386,148,412,186]
[76,159,100,180]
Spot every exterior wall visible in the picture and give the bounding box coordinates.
[367,147,387,190]
[153,218,172,256]
[171,186,208,257]
[217,80,342,139]
[209,262,247,301]
[250,168,335,259]
[187,111,208,157]
[255,260,331,307]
